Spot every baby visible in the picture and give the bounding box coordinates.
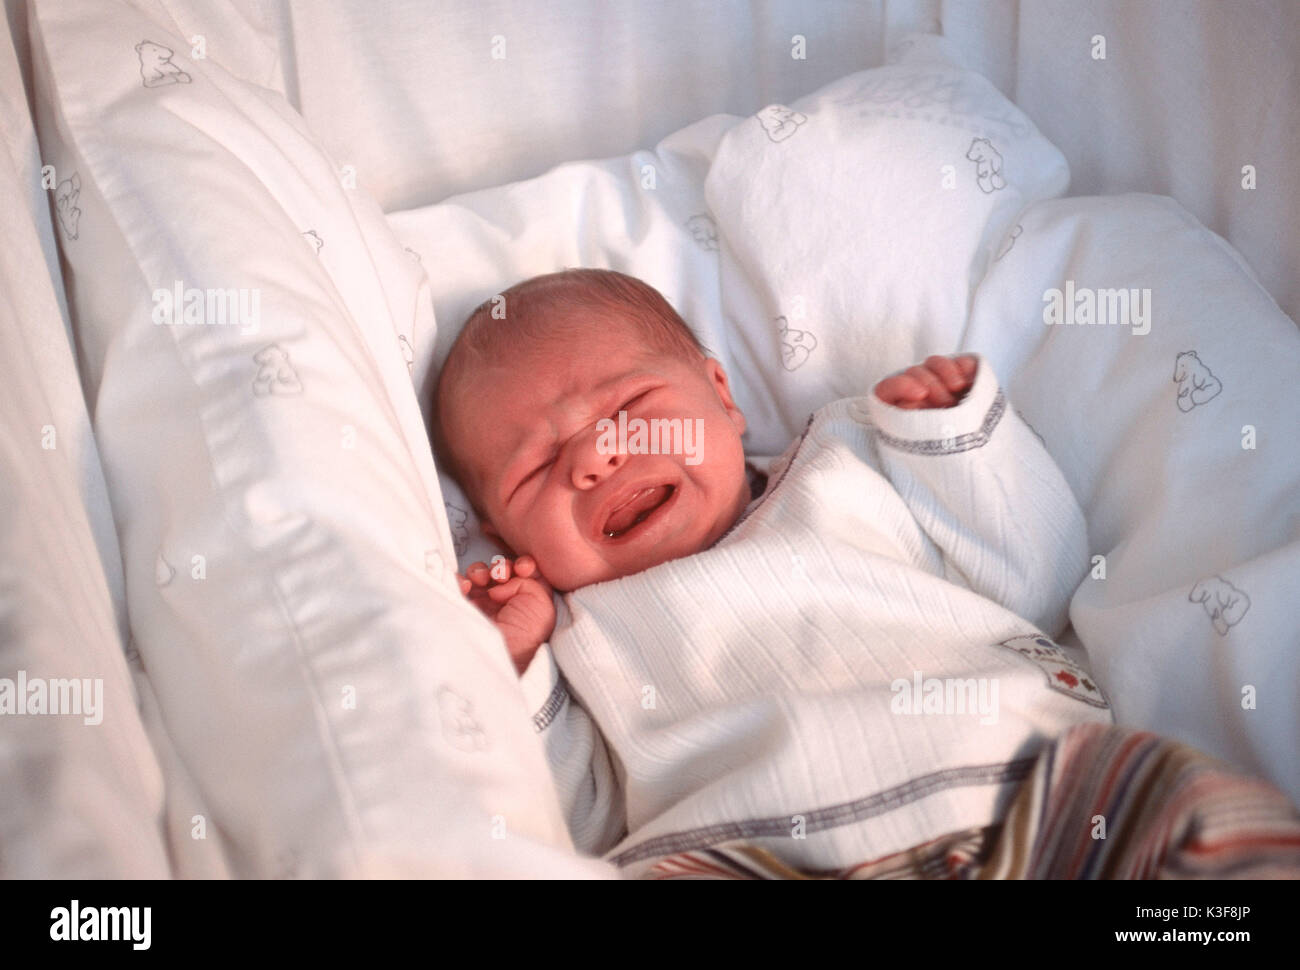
[434,267,1112,873]
[438,268,976,670]
[432,269,1300,879]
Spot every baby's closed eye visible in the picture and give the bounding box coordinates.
[509,388,658,502]
[608,389,654,422]
[520,453,557,490]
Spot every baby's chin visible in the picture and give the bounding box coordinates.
[538,544,679,593]
[550,547,691,592]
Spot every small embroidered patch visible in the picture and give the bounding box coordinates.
[997,635,1109,708]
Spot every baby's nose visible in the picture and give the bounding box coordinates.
[570,433,628,489]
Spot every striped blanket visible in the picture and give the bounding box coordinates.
[643,724,1300,879]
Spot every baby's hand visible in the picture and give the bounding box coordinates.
[457,554,556,676]
[873,354,978,409]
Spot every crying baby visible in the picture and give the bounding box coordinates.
[434,268,979,674]
[435,268,983,672]
[427,268,1300,877]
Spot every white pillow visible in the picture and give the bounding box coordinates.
[30,0,612,877]
[704,33,1068,453]
[966,193,1300,803]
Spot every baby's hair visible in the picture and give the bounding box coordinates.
[432,268,709,513]
[457,268,707,364]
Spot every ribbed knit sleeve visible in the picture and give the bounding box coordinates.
[521,642,627,857]
[857,354,1088,637]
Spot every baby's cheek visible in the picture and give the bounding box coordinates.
[517,511,584,589]
[686,425,745,522]
[707,420,747,480]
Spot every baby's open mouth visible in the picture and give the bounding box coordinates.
[601,485,675,538]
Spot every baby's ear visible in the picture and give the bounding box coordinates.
[705,357,747,436]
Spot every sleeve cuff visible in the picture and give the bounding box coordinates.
[853,353,1005,455]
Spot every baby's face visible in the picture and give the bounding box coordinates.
[442,314,750,592]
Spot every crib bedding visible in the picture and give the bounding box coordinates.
[0,15,170,878]
[392,36,1300,809]
[22,0,615,879]
[3,0,1297,880]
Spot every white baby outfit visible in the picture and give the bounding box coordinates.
[519,355,1114,876]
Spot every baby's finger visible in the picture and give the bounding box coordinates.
[899,376,929,398]
[925,355,968,393]
[514,555,537,579]
[455,573,472,596]
[955,354,979,379]
[906,365,955,406]
[486,577,527,602]
[874,374,926,405]
[466,561,490,586]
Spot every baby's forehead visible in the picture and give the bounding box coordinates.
[472,311,662,381]
[449,333,681,455]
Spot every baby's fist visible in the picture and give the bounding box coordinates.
[874,354,978,409]
[458,554,556,675]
